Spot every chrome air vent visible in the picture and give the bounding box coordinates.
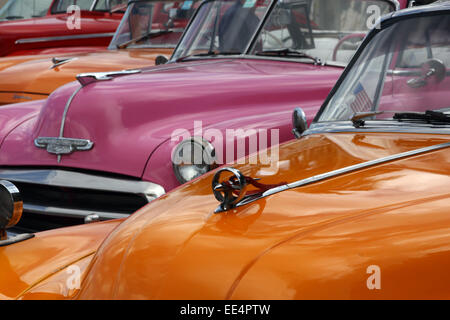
[0,168,165,233]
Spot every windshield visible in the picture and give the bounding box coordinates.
[0,0,52,21]
[172,0,395,64]
[52,0,95,12]
[94,0,128,11]
[109,0,200,49]
[172,0,272,60]
[317,13,450,123]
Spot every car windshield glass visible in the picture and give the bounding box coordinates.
[94,0,128,11]
[0,0,52,21]
[171,0,272,61]
[109,0,200,49]
[172,0,394,63]
[249,0,394,65]
[318,13,450,124]
[52,0,95,13]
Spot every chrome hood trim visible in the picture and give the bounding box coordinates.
[15,33,115,45]
[214,141,450,212]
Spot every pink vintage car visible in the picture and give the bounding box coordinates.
[0,0,413,233]
[0,0,127,57]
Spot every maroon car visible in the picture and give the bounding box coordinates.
[0,0,127,57]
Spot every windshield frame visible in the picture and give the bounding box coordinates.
[108,0,196,49]
[306,8,450,136]
[169,0,399,64]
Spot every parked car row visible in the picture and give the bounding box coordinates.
[0,0,448,300]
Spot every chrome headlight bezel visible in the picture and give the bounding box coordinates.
[172,137,216,184]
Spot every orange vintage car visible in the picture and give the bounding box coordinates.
[0,0,198,106]
[0,2,449,300]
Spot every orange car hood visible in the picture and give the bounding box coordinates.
[75,132,450,299]
[0,219,122,300]
[0,48,172,100]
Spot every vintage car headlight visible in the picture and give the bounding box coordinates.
[0,180,23,240]
[172,137,216,184]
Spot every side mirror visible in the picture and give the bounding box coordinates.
[407,59,446,89]
[292,107,307,138]
[155,55,169,66]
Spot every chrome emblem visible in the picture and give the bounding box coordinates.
[35,137,93,156]
[212,168,248,212]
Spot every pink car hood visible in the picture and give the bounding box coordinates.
[0,58,343,180]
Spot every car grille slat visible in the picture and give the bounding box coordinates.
[0,168,165,233]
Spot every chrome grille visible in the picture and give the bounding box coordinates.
[0,168,165,233]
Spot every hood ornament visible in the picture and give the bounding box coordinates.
[212,168,248,212]
[212,168,286,213]
[76,69,141,86]
[51,57,77,69]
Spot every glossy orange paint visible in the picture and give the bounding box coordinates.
[0,219,123,300]
[2,132,449,299]
[0,48,173,105]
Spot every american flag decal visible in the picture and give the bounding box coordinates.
[350,83,372,113]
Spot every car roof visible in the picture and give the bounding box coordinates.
[389,0,450,20]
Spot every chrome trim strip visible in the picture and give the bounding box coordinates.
[0,233,34,247]
[231,141,450,210]
[23,204,128,220]
[56,85,84,162]
[285,142,450,190]
[0,168,166,201]
[15,33,115,45]
[304,121,450,136]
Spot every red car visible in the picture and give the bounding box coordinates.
[0,0,127,57]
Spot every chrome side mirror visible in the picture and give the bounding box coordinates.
[407,59,446,89]
[292,107,307,138]
[155,55,169,66]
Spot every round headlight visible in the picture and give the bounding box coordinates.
[172,137,216,184]
[0,180,23,240]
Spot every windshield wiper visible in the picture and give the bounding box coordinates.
[5,16,24,20]
[255,48,321,65]
[175,51,242,63]
[117,30,174,49]
[393,110,450,124]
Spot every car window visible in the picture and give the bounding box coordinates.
[397,25,450,68]
[109,0,200,49]
[318,14,450,122]
[53,0,94,13]
[95,0,128,11]
[250,0,394,65]
[0,0,53,20]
